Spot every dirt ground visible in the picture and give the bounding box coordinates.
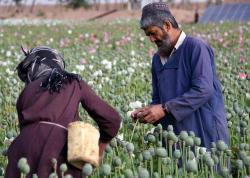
[0,4,205,24]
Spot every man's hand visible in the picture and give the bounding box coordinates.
[131,108,145,121]
[98,142,108,164]
[130,104,165,124]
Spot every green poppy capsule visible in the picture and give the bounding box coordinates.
[155,147,167,158]
[148,147,155,156]
[157,141,162,147]
[20,163,30,175]
[100,164,111,176]
[6,131,14,139]
[112,156,122,167]
[165,176,173,178]
[173,149,181,159]
[64,175,73,178]
[167,125,173,131]
[51,158,57,165]
[179,131,188,141]
[142,150,152,161]
[212,155,219,164]
[153,172,159,178]
[110,138,117,148]
[32,174,38,178]
[239,143,246,151]
[186,159,198,173]
[82,163,93,176]
[226,149,232,157]
[126,143,134,153]
[124,169,133,178]
[48,173,58,178]
[216,140,227,151]
[199,147,206,155]
[147,134,156,143]
[243,156,250,166]
[205,158,214,167]
[60,163,67,173]
[188,131,195,138]
[167,131,176,141]
[162,130,168,139]
[245,144,249,151]
[0,148,7,157]
[105,144,113,153]
[194,137,201,146]
[156,124,162,131]
[220,167,229,178]
[240,120,247,128]
[17,157,28,170]
[211,142,216,148]
[173,135,178,143]
[185,136,194,147]
[12,130,17,138]
[137,167,149,178]
[239,151,247,160]
[236,159,243,170]
[162,157,171,165]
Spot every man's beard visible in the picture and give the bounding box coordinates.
[156,33,174,58]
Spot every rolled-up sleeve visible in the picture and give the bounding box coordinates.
[80,80,122,143]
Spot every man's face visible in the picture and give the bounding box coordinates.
[144,25,173,58]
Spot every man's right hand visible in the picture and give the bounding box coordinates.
[130,105,165,124]
[131,107,149,122]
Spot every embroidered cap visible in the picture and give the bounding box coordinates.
[141,2,172,18]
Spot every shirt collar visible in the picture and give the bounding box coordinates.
[174,31,186,51]
[160,31,186,65]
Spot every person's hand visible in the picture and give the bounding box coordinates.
[136,104,165,124]
[131,107,145,122]
[98,141,108,164]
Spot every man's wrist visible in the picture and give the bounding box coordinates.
[161,103,169,115]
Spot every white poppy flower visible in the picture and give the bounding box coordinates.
[129,101,142,109]
[75,65,85,71]
[6,51,11,57]
[68,30,72,34]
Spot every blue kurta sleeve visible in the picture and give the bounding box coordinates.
[151,55,160,105]
[166,41,214,122]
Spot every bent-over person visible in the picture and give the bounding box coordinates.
[5,46,121,178]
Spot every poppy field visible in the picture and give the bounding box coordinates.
[0,20,249,177]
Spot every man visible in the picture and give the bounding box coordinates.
[131,2,229,149]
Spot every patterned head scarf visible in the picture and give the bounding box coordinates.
[16,46,81,93]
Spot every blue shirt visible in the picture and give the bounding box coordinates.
[151,36,229,148]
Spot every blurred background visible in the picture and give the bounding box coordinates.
[0,0,249,24]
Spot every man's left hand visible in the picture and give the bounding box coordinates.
[137,104,165,124]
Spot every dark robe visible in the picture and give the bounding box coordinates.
[5,79,121,178]
[152,36,229,148]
